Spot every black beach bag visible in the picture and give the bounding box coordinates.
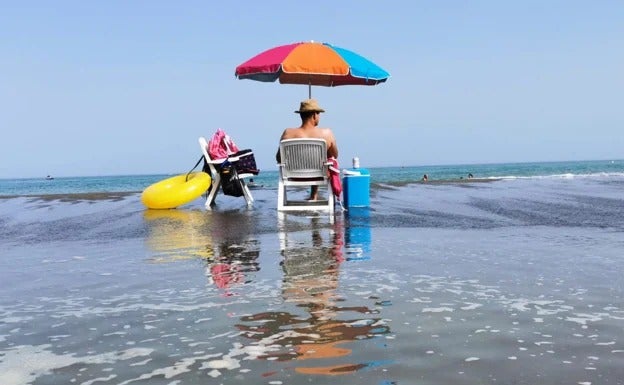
[219,162,244,197]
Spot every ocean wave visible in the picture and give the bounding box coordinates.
[495,172,624,180]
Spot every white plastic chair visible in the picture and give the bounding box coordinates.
[277,138,335,213]
[198,137,254,209]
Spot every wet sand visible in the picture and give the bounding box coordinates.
[1,178,624,385]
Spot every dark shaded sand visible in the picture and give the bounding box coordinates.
[417,177,501,184]
[0,191,139,203]
[374,177,501,189]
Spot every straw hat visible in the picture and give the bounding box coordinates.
[294,99,325,113]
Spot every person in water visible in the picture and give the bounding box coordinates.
[276,99,338,200]
[247,178,262,188]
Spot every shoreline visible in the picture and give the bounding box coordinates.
[0,179,505,200]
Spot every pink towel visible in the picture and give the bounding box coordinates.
[328,157,342,197]
[208,128,240,160]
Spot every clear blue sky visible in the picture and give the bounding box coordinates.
[2,1,622,178]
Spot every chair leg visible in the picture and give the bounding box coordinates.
[328,191,335,214]
[241,181,254,206]
[277,181,285,211]
[205,174,220,209]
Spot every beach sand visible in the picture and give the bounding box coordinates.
[1,179,624,384]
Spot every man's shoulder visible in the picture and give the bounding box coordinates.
[282,126,334,139]
[281,127,302,139]
[319,127,335,140]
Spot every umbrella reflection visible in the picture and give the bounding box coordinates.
[235,214,389,375]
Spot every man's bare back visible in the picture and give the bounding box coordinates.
[276,126,338,161]
[276,99,338,162]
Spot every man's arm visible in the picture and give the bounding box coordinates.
[276,129,288,162]
[326,129,338,159]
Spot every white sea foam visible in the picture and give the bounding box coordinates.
[129,358,152,366]
[117,352,223,384]
[349,319,374,327]
[409,297,432,303]
[202,357,239,370]
[497,171,624,180]
[0,345,153,385]
[566,313,603,326]
[81,374,117,385]
[2,316,33,323]
[422,307,454,313]
[460,302,482,310]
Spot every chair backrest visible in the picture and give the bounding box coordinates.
[279,138,328,180]
[198,137,211,160]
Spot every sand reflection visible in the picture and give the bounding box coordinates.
[143,209,214,262]
[236,214,389,375]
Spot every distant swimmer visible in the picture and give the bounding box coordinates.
[468,173,474,179]
[422,174,428,182]
[247,178,263,189]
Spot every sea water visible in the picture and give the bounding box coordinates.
[1,159,624,385]
[1,159,623,196]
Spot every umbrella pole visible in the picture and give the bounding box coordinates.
[308,83,311,98]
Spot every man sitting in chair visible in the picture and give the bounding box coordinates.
[276,99,339,200]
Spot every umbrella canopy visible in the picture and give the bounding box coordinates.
[235,41,389,97]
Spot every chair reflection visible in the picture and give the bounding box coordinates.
[235,213,388,375]
[207,239,260,292]
[204,209,262,292]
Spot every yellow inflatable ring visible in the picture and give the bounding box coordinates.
[141,172,211,209]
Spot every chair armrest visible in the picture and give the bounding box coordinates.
[227,154,243,162]
[227,152,253,163]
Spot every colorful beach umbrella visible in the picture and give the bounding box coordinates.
[235,41,390,97]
